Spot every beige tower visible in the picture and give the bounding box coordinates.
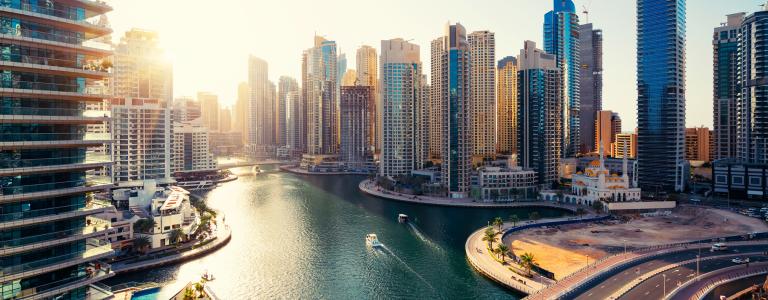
[356,45,380,154]
[429,37,446,161]
[497,56,518,155]
[468,30,497,160]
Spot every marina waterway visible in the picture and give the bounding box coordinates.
[105,167,571,299]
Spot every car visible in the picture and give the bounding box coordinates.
[732,257,750,264]
[712,243,728,251]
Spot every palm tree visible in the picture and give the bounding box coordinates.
[132,236,151,254]
[497,244,510,262]
[492,217,504,232]
[168,229,184,245]
[508,214,520,227]
[528,211,541,222]
[492,247,501,259]
[520,252,536,276]
[482,227,498,249]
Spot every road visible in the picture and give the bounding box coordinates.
[572,244,768,300]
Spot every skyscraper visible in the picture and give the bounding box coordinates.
[380,38,424,177]
[234,82,249,144]
[595,110,622,157]
[172,122,218,173]
[247,56,274,157]
[544,0,580,158]
[685,127,711,162]
[278,76,299,148]
[340,86,373,168]
[219,106,232,132]
[302,36,339,155]
[113,29,173,102]
[110,98,173,182]
[338,53,348,87]
[433,23,472,197]
[636,0,687,192]
[713,13,743,161]
[429,37,446,160]
[0,2,116,297]
[198,92,219,131]
[172,97,201,123]
[737,8,768,164]
[356,45,379,152]
[468,30,497,160]
[578,23,604,154]
[287,90,303,156]
[497,56,519,155]
[517,41,563,187]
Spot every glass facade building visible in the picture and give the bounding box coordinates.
[713,13,743,161]
[0,0,116,298]
[544,0,580,158]
[636,0,687,192]
[578,23,603,154]
[736,9,768,165]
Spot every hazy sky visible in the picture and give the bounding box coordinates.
[108,0,764,130]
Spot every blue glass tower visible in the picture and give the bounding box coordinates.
[544,0,580,158]
[0,0,116,298]
[636,0,687,193]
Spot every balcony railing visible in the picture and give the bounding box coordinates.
[0,153,110,169]
[0,222,109,249]
[0,242,112,276]
[0,107,108,118]
[0,132,110,143]
[0,27,85,45]
[1,53,109,72]
[0,199,110,222]
[5,3,110,29]
[0,177,112,196]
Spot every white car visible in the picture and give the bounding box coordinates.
[731,258,750,264]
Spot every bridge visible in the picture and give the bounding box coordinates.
[216,159,292,170]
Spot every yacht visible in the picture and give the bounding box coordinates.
[398,214,409,223]
[366,233,383,248]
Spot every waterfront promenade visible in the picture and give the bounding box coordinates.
[465,214,607,295]
[280,165,373,176]
[359,179,578,210]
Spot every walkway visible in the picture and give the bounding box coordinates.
[112,225,231,274]
[280,165,372,176]
[465,215,608,295]
[360,179,579,210]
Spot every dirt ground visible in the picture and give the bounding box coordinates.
[507,206,768,279]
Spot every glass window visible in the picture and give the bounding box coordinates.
[732,175,744,185]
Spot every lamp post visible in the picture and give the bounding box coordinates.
[662,274,667,297]
[696,255,700,281]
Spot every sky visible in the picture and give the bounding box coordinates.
[107,0,765,130]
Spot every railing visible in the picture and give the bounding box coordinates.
[0,242,111,276]
[0,199,110,222]
[0,107,108,118]
[4,3,110,29]
[0,132,110,143]
[0,79,88,93]
[666,262,768,300]
[0,153,110,169]
[0,53,109,72]
[23,262,112,295]
[0,176,112,196]
[0,27,85,45]
[0,223,109,249]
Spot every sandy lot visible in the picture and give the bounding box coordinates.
[507,206,768,279]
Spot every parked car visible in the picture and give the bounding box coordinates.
[731,257,750,264]
[711,243,728,251]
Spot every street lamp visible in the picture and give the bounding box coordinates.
[663,274,667,296]
[696,255,700,281]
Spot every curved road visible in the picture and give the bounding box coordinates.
[573,244,768,300]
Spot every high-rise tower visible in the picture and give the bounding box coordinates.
[636,0,687,192]
[302,36,338,155]
[737,8,768,164]
[544,0,581,158]
[578,23,603,154]
[356,46,379,153]
[713,13,744,161]
[0,1,117,297]
[497,56,519,155]
[468,30,496,160]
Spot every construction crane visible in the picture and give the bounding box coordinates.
[582,5,589,24]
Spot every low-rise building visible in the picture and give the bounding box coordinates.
[145,186,200,248]
[172,122,218,174]
[473,166,537,202]
[555,150,641,206]
[713,159,767,201]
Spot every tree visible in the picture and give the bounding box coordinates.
[497,244,510,262]
[576,208,586,218]
[528,211,541,222]
[492,217,504,232]
[195,282,205,295]
[183,288,194,300]
[508,214,520,227]
[132,236,151,254]
[133,218,156,234]
[168,229,184,245]
[592,201,603,213]
[482,227,498,249]
[520,252,536,276]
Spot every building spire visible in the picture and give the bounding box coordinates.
[599,139,605,170]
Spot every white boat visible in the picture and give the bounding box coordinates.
[398,214,409,223]
[366,233,383,248]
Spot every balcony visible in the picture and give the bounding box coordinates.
[7,259,114,298]
[0,5,112,37]
[0,107,109,124]
[0,153,110,176]
[0,199,112,229]
[0,177,113,203]
[0,132,111,149]
[0,79,109,101]
[0,222,111,256]
[0,241,113,282]
[0,60,108,79]
[0,32,111,57]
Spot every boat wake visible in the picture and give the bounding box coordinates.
[407,223,442,252]
[379,244,435,292]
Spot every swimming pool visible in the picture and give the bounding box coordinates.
[130,287,160,300]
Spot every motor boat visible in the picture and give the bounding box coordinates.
[398,214,409,223]
[366,233,383,248]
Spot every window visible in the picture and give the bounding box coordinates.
[749,176,762,186]
[716,175,727,184]
[732,175,744,185]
